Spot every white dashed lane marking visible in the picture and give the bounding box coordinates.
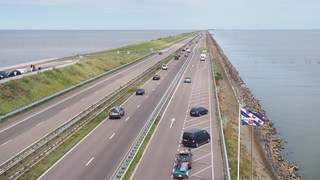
[109,133,115,139]
[1,140,12,147]
[86,157,94,166]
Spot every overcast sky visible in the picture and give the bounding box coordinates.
[1,0,319,30]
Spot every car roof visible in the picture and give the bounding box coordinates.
[111,106,121,109]
[184,128,204,134]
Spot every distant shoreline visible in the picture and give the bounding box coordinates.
[0,30,190,69]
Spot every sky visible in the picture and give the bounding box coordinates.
[0,0,320,30]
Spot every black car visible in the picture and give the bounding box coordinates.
[175,149,193,169]
[158,51,163,55]
[7,70,22,77]
[182,128,210,148]
[136,88,145,95]
[153,74,160,80]
[174,55,179,60]
[0,71,8,79]
[190,107,208,117]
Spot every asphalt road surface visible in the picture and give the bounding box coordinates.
[131,35,224,180]
[38,37,201,180]
[0,36,195,165]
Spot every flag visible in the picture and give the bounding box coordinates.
[241,119,253,126]
[240,108,265,126]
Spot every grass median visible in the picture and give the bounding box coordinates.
[0,32,194,117]
[12,59,166,179]
[122,116,161,180]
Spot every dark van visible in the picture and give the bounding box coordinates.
[182,128,210,148]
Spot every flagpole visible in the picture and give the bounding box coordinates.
[237,104,241,180]
[251,121,254,180]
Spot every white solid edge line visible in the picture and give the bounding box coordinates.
[0,49,158,134]
[37,117,108,180]
[130,39,198,179]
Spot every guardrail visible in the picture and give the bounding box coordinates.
[0,37,192,178]
[209,51,231,180]
[0,53,166,179]
[111,46,192,180]
[0,53,152,121]
[0,34,196,121]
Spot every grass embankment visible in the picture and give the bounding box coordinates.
[206,32,252,179]
[15,60,165,179]
[0,32,194,116]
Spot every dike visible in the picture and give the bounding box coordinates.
[207,32,300,179]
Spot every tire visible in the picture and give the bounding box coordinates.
[198,113,201,117]
[207,138,210,143]
[195,143,199,148]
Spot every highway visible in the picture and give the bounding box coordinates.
[131,34,224,179]
[0,36,195,165]
[38,37,201,179]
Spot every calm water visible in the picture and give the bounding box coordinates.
[212,30,320,180]
[0,30,188,69]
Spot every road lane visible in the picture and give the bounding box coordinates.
[131,40,199,180]
[38,38,200,180]
[0,37,196,165]
[131,34,224,180]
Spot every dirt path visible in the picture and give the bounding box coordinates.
[206,31,299,180]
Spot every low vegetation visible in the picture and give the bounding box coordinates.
[0,32,194,116]
[123,116,161,180]
[14,63,163,179]
[206,32,252,179]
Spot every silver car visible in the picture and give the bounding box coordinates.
[109,106,125,119]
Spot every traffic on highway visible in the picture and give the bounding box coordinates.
[1,32,226,180]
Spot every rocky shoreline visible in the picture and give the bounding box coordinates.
[209,33,300,179]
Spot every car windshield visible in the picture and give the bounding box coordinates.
[183,132,193,140]
[177,154,189,162]
[110,108,118,113]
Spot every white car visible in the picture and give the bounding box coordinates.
[162,64,168,70]
[200,54,206,61]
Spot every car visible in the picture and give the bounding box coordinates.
[186,49,191,53]
[109,106,125,119]
[190,106,208,117]
[153,74,160,80]
[200,54,206,61]
[182,48,186,52]
[184,77,191,83]
[7,70,22,77]
[0,71,8,79]
[182,128,210,148]
[184,53,188,57]
[158,51,163,55]
[175,149,193,169]
[172,162,189,179]
[162,64,168,70]
[136,88,145,95]
[174,55,179,60]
